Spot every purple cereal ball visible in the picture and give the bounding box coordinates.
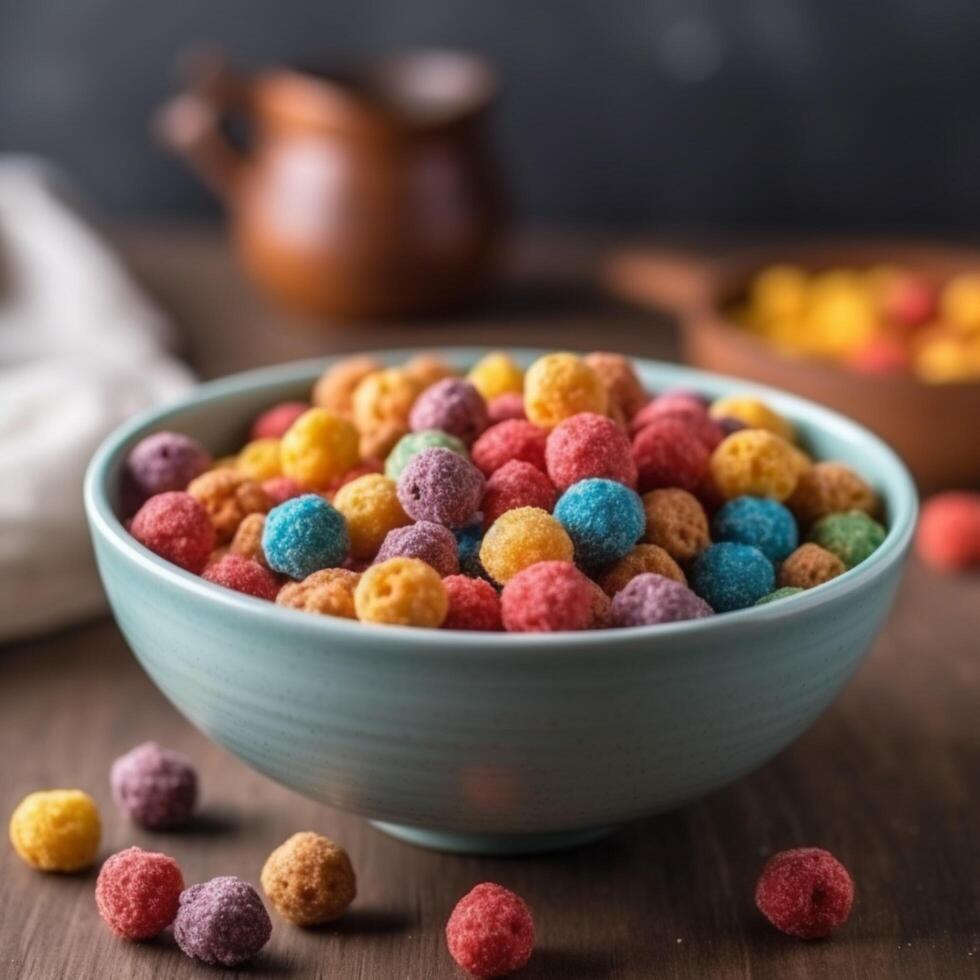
[110,741,198,830]
[376,521,460,576]
[122,431,212,514]
[397,447,486,528]
[716,415,747,436]
[174,876,271,967]
[409,378,489,445]
[611,573,714,627]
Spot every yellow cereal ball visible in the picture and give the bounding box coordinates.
[940,273,980,335]
[788,461,878,527]
[312,355,381,416]
[467,351,525,400]
[479,507,574,584]
[261,831,357,926]
[748,264,808,322]
[524,353,608,429]
[709,429,801,502]
[188,468,272,543]
[237,438,282,481]
[10,789,101,872]
[914,331,980,383]
[352,369,423,435]
[277,569,360,618]
[709,395,794,442]
[598,544,686,597]
[281,408,360,488]
[354,558,448,627]
[404,353,458,389]
[333,474,409,559]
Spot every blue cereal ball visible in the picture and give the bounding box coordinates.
[262,494,349,580]
[455,522,491,581]
[554,478,645,568]
[712,496,799,563]
[690,541,774,612]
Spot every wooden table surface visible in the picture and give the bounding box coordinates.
[1,228,978,980]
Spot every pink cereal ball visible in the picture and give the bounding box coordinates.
[203,553,280,600]
[446,882,535,978]
[96,846,185,940]
[916,491,980,572]
[250,401,309,440]
[409,378,489,445]
[471,420,548,476]
[545,412,637,491]
[442,575,503,630]
[487,392,526,423]
[500,560,596,632]
[130,491,216,573]
[481,461,558,529]
[262,476,304,505]
[631,417,710,493]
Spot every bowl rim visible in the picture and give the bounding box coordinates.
[84,346,918,652]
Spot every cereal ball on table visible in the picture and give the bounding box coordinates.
[480,507,573,584]
[471,420,548,476]
[111,741,198,829]
[778,543,846,589]
[523,352,607,428]
[385,429,469,480]
[333,474,409,560]
[632,417,710,493]
[230,512,268,566]
[709,429,802,502]
[584,351,647,420]
[690,542,775,612]
[446,882,535,978]
[174,876,271,967]
[808,511,886,568]
[203,553,280,601]
[501,560,597,632]
[486,392,526,423]
[712,496,798,563]
[277,569,360,618]
[397,447,486,528]
[442,575,502,631]
[642,488,710,561]
[96,846,184,940]
[188,468,271,543]
[355,557,448,627]
[554,478,645,569]
[312,355,381,415]
[251,401,308,440]
[122,431,211,514]
[467,351,524,400]
[598,543,685,597]
[237,438,282,481]
[281,408,360,489]
[545,412,637,490]
[755,586,804,605]
[9,789,101,872]
[709,395,794,442]
[130,491,215,573]
[787,462,878,526]
[263,495,349,580]
[481,461,557,529]
[611,573,713,627]
[916,491,980,572]
[409,378,489,445]
[376,522,460,577]
[261,831,356,926]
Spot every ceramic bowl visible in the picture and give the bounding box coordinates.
[84,348,917,854]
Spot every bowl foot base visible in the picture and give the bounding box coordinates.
[370,820,619,855]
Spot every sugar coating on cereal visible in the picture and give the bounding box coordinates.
[111,741,198,829]
[96,846,184,939]
[9,789,101,872]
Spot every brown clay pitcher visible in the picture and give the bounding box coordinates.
[157,49,504,319]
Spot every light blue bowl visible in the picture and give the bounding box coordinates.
[84,349,916,854]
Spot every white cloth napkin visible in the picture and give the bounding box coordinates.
[0,159,194,643]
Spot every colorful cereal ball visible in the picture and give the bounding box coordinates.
[110,741,198,829]
[481,461,557,529]
[376,521,460,576]
[404,353,458,389]
[385,429,468,480]
[808,511,886,568]
[471,420,548,476]
[187,468,271,543]
[611,573,713,627]
[397,447,486,528]
[96,846,184,939]
[709,429,802,502]
[354,557,448,627]
[787,462,878,526]
[755,586,804,605]
[455,524,489,580]
[277,569,360,619]
[598,544,685,597]
[442,575,502,631]
[130,491,215,573]
[642,488,710,561]
[480,508,574,584]
[409,378,489,446]
[709,396,794,442]
[712,496,798,563]
[778,543,846,589]
[174,876,272,967]
[122,431,211,513]
[236,438,282,481]
[9,789,101,872]
[312,355,381,416]
[263,476,304,506]
[281,408,360,488]
[262,494,349,580]
[632,417,710,493]
[916,492,980,572]
[467,351,524,400]
[203,553,280,600]
[446,882,535,979]
[940,272,980,334]
[229,512,268,566]
[501,561,596,632]
[690,542,775,612]
[333,474,409,560]
[584,351,647,420]
[554,478,645,568]
[486,392,526,423]
[545,412,636,491]
[261,832,356,926]
[523,352,607,429]
[352,368,422,437]
[251,401,308,440]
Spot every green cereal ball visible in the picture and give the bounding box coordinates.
[754,586,804,606]
[808,510,886,569]
[384,430,468,480]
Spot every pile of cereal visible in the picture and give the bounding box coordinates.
[123,350,888,631]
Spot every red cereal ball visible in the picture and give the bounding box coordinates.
[262,475,304,505]
[130,491,216,573]
[630,394,707,435]
[916,491,980,572]
[487,392,526,424]
[847,337,911,375]
[442,575,502,631]
[755,847,854,940]
[544,412,637,491]
[471,420,548,477]
[641,410,724,452]
[500,560,595,632]
[203,553,280,600]
[95,846,185,940]
[482,461,558,529]
[631,417,710,493]
[446,882,535,978]
[251,401,309,440]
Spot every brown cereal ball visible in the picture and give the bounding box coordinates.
[642,488,711,561]
[778,543,846,589]
[276,569,360,618]
[260,832,356,926]
[788,462,878,527]
[313,356,381,416]
[598,544,686,597]
[584,352,647,421]
[229,513,268,567]
[404,353,458,389]
[188,468,272,543]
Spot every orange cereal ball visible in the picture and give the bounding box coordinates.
[479,506,574,584]
[281,408,360,488]
[359,419,410,460]
[352,368,422,435]
[333,474,409,559]
[788,462,878,527]
[467,351,525,400]
[523,353,608,429]
[10,789,101,872]
[940,273,980,335]
[709,430,801,502]
[260,832,356,926]
[312,355,381,416]
[404,353,458,388]
[188,468,272,543]
[598,544,686,597]
[642,488,711,561]
[237,438,282,481]
[709,395,794,442]
[229,513,269,567]
[354,557,448,627]
[778,543,846,589]
[277,569,360,619]
[584,352,647,420]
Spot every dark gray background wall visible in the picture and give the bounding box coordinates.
[2,0,980,231]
